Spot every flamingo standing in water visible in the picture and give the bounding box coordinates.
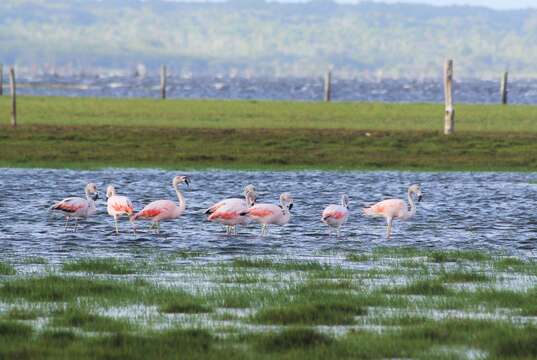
[242,193,293,236]
[106,185,135,234]
[49,183,99,232]
[322,194,350,236]
[130,176,190,234]
[205,184,256,235]
[363,184,423,239]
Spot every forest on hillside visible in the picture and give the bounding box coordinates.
[1,0,536,78]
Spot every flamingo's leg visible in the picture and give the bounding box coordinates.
[64,217,70,231]
[233,226,238,235]
[336,226,341,237]
[156,222,160,234]
[386,217,393,239]
[131,219,137,234]
[114,215,119,234]
[73,218,79,232]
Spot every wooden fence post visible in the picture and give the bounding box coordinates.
[9,66,16,127]
[500,71,508,105]
[324,70,331,102]
[443,59,454,135]
[0,64,3,96]
[160,65,167,99]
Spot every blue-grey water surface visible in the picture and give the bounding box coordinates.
[1,169,537,264]
[9,75,537,104]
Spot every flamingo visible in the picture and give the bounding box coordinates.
[242,193,293,236]
[321,194,350,236]
[205,184,256,235]
[130,176,190,234]
[49,182,99,232]
[106,185,135,234]
[363,184,423,239]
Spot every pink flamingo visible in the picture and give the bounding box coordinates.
[106,185,135,234]
[205,184,256,235]
[321,194,350,236]
[50,183,99,232]
[363,184,423,239]
[242,193,293,236]
[130,176,189,234]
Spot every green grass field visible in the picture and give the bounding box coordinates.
[2,96,537,170]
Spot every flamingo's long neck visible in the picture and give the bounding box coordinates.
[245,192,255,208]
[175,186,186,214]
[280,199,290,214]
[405,189,416,220]
[85,189,96,212]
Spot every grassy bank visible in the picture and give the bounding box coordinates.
[1,248,537,359]
[1,96,537,170]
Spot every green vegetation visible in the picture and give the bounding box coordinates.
[2,97,537,170]
[51,307,133,333]
[232,258,326,271]
[387,279,454,296]
[0,275,139,303]
[21,256,48,265]
[0,262,16,276]
[253,301,367,325]
[256,328,333,352]
[160,292,213,314]
[63,257,135,274]
[438,270,490,283]
[0,250,535,358]
[5,97,537,132]
[4,307,43,320]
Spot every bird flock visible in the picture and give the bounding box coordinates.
[49,176,423,238]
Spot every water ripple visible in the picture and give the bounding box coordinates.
[1,168,537,263]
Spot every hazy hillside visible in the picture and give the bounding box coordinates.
[1,0,537,79]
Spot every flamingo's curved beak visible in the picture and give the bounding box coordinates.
[184,177,190,186]
[288,203,294,210]
[417,194,423,202]
[92,193,99,201]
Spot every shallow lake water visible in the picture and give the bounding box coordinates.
[1,168,537,264]
[12,75,537,104]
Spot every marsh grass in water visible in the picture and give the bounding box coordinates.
[232,258,327,271]
[160,295,213,314]
[0,275,140,303]
[0,320,33,338]
[4,307,43,320]
[1,249,537,358]
[384,278,454,296]
[0,262,16,276]
[51,306,134,332]
[207,287,278,309]
[438,270,491,283]
[21,257,48,265]
[63,257,136,274]
[256,328,333,352]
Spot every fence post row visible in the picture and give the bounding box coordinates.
[324,70,332,102]
[500,71,508,105]
[443,59,455,135]
[9,66,16,127]
[160,65,167,99]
